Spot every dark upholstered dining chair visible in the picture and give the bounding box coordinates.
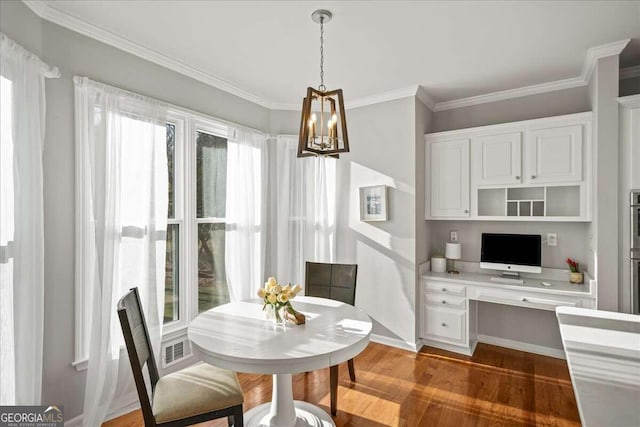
[305,261,358,416]
[117,288,244,427]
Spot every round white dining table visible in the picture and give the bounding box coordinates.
[188,296,372,427]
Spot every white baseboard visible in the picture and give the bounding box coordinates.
[370,333,417,352]
[477,334,566,359]
[64,395,140,426]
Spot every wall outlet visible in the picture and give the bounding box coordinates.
[450,230,458,242]
[547,233,557,246]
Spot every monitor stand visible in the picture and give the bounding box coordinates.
[490,272,525,285]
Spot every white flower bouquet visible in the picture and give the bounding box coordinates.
[257,277,304,324]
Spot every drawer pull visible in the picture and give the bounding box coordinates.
[441,323,447,327]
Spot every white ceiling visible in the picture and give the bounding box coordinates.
[31,1,640,108]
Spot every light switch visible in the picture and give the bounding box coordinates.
[547,233,557,246]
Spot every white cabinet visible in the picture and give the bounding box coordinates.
[423,307,466,343]
[420,279,475,355]
[472,132,522,185]
[526,124,583,183]
[425,112,591,221]
[428,138,470,218]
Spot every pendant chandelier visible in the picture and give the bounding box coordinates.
[298,9,349,158]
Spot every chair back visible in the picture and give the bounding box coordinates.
[117,288,160,425]
[305,262,358,305]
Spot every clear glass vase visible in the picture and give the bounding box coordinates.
[264,304,286,327]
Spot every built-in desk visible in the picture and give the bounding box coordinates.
[419,263,596,356]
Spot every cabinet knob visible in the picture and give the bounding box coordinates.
[531,175,536,179]
[515,176,520,180]
[464,209,469,213]
[441,300,446,304]
[441,288,447,292]
[441,323,447,327]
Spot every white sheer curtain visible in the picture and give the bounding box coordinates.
[276,135,336,286]
[74,77,168,426]
[225,128,267,301]
[0,33,59,405]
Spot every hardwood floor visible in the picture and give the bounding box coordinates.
[104,342,580,427]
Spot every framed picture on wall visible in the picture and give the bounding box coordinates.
[359,185,388,221]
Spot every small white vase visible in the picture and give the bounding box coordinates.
[431,257,447,273]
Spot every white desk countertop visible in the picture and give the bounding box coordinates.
[422,270,593,296]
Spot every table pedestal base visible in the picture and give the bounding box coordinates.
[243,373,334,427]
[244,401,334,427]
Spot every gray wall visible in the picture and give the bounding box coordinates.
[477,303,563,350]
[428,221,591,272]
[269,109,300,135]
[424,84,593,351]
[0,1,270,420]
[431,85,591,132]
[335,97,417,346]
[620,76,640,97]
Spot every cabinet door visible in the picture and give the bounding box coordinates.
[527,124,583,183]
[430,139,470,217]
[472,132,522,185]
[422,306,467,344]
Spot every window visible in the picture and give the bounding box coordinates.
[74,79,265,368]
[195,129,229,313]
[161,116,235,331]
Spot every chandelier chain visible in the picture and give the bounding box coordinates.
[319,16,325,91]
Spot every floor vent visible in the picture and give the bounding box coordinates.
[162,339,190,368]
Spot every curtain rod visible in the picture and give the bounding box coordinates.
[1,32,60,78]
[73,75,267,136]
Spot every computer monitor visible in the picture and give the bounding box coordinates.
[480,233,542,276]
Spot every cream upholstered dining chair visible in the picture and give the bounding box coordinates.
[305,262,358,416]
[117,288,244,426]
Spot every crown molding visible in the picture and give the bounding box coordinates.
[271,85,423,111]
[269,101,302,111]
[620,65,640,80]
[22,0,273,109]
[415,86,436,111]
[581,38,630,83]
[345,85,420,110]
[433,75,585,112]
[434,39,630,112]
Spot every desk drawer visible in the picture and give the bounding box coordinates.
[424,281,466,296]
[424,294,467,310]
[423,306,466,344]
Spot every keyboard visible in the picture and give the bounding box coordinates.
[490,276,524,285]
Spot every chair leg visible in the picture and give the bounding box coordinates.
[227,415,234,427]
[233,406,244,427]
[330,364,338,416]
[347,358,356,382]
